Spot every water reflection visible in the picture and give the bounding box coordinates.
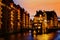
[0,30,60,40]
[9,34,16,40]
[36,33,55,40]
[54,30,60,40]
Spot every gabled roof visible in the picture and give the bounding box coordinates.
[34,10,57,20]
[35,10,43,17]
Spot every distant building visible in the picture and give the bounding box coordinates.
[58,18,60,28]
[20,9,31,29]
[33,10,43,29]
[44,11,58,29]
[33,10,58,32]
[29,19,33,28]
[25,12,29,28]
[58,21,60,28]
[22,12,26,28]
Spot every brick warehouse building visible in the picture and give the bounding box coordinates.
[33,10,58,33]
[0,0,31,33]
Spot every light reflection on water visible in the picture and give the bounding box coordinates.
[34,33,55,40]
[0,30,60,40]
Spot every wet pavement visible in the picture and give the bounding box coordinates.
[0,30,60,40]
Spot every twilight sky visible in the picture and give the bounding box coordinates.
[13,0,60,19]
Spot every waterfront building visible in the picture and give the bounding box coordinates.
[33,10,43,29]
[0,0,24,33]
[0,0,2,32]
[16,5,21,31]
[33,10,58,33]
[25,12,29,28]
[44,11,58,29]
[58,17,60,29]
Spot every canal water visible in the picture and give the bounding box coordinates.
[0,30,60,40]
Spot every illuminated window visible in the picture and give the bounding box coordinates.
[40,15,42,17]
[11,18,13,20]
[0,21,2,29]
[10,22,14,29]
[10,3,13,7]
[34,24,37,26]
[11,15,13,17]
[18,10,20,13]
[38,26,41,29]
[44,20,47,22]
[11,11,14,15]
[18,22,20,26]
[18,17,20,19]
[11,22,13,25]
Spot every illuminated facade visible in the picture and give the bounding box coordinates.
[22,12,26,28]
[33,10,43,29]
[1,0,17,33]
[0,0,21,33]
[33,10,58,31]
[25,12,29,28]
[20,8,25,29]
[0,0,33,33]
[17,5,21,31]
[0,0,2,32]
[44,11,58,29]
[58,21,60,28]
[1,1,11,33]
[20,9,31,29]
[29,18,32,28]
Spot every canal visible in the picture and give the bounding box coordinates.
[0,30,60,40]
